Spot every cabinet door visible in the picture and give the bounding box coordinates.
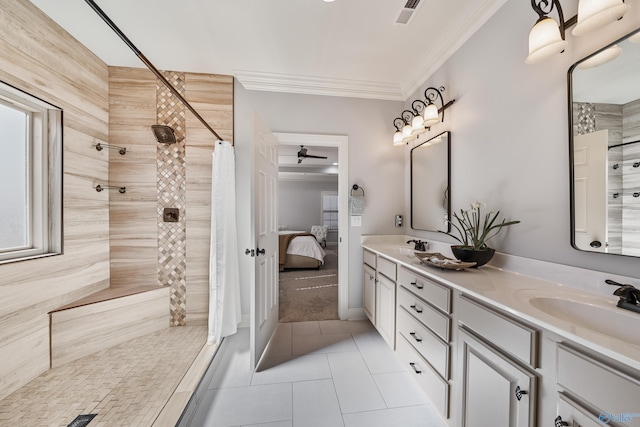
[376,274,396,348]
[459,329,537,427]
[363,264,376,324]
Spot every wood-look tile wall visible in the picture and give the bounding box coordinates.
[109,67,233,326]
[0,0,110,400]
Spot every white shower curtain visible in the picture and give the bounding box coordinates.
[208,140,241,344]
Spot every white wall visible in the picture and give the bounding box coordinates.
[278,180,338,241]
[404,0,640,280]
[234,83,404,315]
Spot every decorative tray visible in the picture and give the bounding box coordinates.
[414,252,476,270]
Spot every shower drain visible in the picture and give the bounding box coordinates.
[67,414,96,427]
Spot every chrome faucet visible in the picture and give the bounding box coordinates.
[407,239,427,251]
[606,279,640,314]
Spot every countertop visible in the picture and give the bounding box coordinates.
[362,240,640,372]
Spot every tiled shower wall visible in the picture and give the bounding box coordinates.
[109,67,233,325]
[573,101,640,255]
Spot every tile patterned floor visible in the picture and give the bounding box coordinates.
[181,320,447,427]
[0,326,207,427]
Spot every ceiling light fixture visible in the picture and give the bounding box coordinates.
[392,86,455,146]
[526,0,628,64]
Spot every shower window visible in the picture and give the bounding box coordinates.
[0,81,62,263]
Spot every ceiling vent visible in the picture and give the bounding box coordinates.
[395,0,421,25]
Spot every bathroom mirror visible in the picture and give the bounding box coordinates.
[569,28,640,257]
[410,131,450,232]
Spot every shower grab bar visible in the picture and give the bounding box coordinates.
[95,185,126,194]
[83,0,223,142]
[608,139,640,150]
[95,143,126,155]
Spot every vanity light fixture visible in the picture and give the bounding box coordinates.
[391,86,455,146]
[526,0,628,64]
[577,44,622,68]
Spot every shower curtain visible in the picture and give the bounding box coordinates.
[208,140,241,344]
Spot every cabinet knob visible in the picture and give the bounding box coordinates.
[410,281,424,289]
[409,332,422,342]
[409,362,422,374]
[410,304,423,314]
[554,416,569,427]
[515,385,528,401]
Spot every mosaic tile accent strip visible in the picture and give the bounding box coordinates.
[576,103,596,135]
[157,71,187,326]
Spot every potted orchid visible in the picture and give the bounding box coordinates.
[440,202,520,267]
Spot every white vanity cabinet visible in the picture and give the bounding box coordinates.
[554,344,640,427]
[457,296,539,427]
[395,266,452,418]
[362,249,397,348]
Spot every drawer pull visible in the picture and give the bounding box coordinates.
[410,281,424,290]
[409,332,422,342]
[369,275,374,281]
[515,386,527,401]
[554,416,569,427]
[410,304,423,314]
[409,362,422,374]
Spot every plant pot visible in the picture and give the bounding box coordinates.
[450,245,495,268]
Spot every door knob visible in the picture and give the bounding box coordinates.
[590,240,602,248]
[256,248,266,255]
[245,249,255,257]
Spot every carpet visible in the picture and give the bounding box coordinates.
[279,248,339,322]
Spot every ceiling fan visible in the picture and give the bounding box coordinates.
[297,145,328,164]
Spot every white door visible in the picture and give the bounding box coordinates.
[573,130,608,252]
[250,111,279,368]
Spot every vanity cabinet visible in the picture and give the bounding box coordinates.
[457,296,538,427]
[362,249,396,348]
[554,344,640,427]
[395,266,452,418]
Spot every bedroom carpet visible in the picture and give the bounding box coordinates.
[279,248,338,322]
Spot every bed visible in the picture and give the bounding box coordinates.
[278,232,326,271]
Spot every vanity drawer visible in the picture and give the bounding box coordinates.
[557,344,640,418]
[398,286,449,342]
[377,256,397,281]
[397,306,449,380]
[396,333,449,419]
[398,267,451,313]
[458,295,538,367]
[363,249,376,268]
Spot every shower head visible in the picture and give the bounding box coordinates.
[151,125,177,144]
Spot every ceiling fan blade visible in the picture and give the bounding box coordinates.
[303,154,328,159]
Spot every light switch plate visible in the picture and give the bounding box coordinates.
[351,215,362,227]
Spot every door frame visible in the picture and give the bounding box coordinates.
[275,132,349,320]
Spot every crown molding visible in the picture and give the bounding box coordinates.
[235,70,405,101]
[400,0,509,99]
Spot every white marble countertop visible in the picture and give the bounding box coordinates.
[362,238,640,372]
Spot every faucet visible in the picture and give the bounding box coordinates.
[407,239,427,251]
[606,279,640,314]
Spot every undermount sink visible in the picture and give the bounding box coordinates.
[528,296,640,346]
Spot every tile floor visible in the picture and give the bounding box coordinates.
[180,320,447,427]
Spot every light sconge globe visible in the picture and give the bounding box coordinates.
[411,114,424,132]
[628,32,640,44]
[393,131,404,146]
[422,103,440,127]
[402,124,413,139]
[572,0,628,37]
[526,17,567,64]
[578,45,622,69]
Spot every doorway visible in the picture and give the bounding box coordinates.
[275,133,349,320]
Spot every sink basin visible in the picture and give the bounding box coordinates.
[529,296,640,346]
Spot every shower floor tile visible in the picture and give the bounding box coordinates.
[0,325,207,427]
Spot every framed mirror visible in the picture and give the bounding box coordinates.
[569,28,640,257]
[410,131,450,232]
